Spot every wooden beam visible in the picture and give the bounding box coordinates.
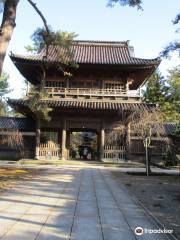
[99,121,105,161]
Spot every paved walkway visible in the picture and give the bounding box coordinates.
[0,165,176,240]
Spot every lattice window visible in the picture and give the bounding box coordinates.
[105,81,125,91]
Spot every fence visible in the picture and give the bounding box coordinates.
[130,137,169,156]
[39,143,60,159]
[103,145,126,162]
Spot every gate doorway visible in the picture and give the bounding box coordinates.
[69,129,98,161]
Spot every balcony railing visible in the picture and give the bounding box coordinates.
[44,87,140,99]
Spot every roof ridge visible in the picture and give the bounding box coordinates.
[73,40,129,46]
[131,56,160,61]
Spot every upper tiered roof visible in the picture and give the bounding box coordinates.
[10,40,160,65]
[10,40,160,88]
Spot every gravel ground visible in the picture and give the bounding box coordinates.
[112,171,180,240]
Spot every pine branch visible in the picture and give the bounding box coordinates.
[26,0,50,35]
[173,13,180,25]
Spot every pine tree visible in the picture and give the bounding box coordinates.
[143,70,166,105]
[0,72,9,116]
[164,66,180,122]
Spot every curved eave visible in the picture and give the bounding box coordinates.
[7,98,36,118]
[10,55,73,85]
[10,54,160,88]
[10,53,160,66]
[8,99,156,115]
[10,55,44,85]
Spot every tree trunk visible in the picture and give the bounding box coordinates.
[0,0,19,76]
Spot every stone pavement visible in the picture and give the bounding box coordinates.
[0,165,176,240]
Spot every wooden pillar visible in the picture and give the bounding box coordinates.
[61,119,67,160]
[66,77,69,88]
[126,122,131,161]
[99,121,105,161]
[35,117,40,160]
[66,130,70,159]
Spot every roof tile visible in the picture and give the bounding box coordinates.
[10,40,160,66]
[8,99,155,111]
[0,117,35,131]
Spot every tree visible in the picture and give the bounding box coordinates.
[143,70,166,105]
[160,14,180,58]
[164,66,180,122]
[0,0,77,76]
[0,71,9,115]
[143,67,180,123]
[0,0,77,121]
[0,0,19,76]
[0,0,178,77]
[170,123,180,154]
[106,108,165,175]
[0,71,9,95]
[24,26,77,122]
[107,1,180,58]
[130,109,165,175]
[166,66,180,104]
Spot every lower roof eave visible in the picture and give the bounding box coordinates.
[8,99,156,115]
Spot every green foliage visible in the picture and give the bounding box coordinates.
[166,66,180,102]
[25,27,78,73]
[160,41,180,59]
[143,70,166,105]
[25,27,77,54]
[160,12,180,58]
[27,87,52,121]
[0,72,9,96]
[143,67,180,122]
[0,72,9,116]
[107,0,142,9]
[24,26,78,121]
[164,66,180,122]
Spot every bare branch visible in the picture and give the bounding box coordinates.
[26,0,50,35]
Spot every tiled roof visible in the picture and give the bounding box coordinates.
[0,117,35,131]
[132,123,177,136]
[8,99,155,111]
[10,40,160,66]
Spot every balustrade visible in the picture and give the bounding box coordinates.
[44,87,140,98]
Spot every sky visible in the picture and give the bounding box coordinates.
[1,0,180,98]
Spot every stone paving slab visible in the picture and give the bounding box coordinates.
[0,165,176,240]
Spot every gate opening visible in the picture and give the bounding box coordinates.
[69,130,98,161]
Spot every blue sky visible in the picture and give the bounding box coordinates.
[1,0,180,98]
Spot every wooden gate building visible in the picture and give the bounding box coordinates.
[8,40,160,161]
